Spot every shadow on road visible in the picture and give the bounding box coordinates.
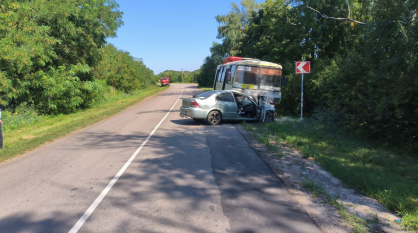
[171,119,251,127]
[0,212,74,233]
[170,119,205,126]
[60,125,322,232]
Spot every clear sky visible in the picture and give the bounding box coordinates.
[107,0,263,75]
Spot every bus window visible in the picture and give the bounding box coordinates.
[233,66,260,89]
[215,67,225,90]
[233,66,282,90]
[219,66,227,83]
[214,67,221,83]
[228,65,237,85]
[218,66,230,90]
[225,69,231,83]
[259,68,282,89]
[213,67,221,89]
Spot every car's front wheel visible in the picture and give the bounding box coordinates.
[264,111,275,123]
[206,111,222,125]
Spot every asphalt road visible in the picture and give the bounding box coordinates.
[0,84,322,233]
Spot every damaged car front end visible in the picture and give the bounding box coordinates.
[180,90,275,125]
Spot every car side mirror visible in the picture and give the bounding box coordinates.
[283,77,289,86]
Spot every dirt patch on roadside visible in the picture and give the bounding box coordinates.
[234,124,406,233]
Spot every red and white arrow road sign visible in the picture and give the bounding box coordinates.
[295,61,310,74]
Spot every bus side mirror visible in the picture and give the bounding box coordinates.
[283,77,289,86]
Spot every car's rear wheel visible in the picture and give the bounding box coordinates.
[206,111,222,125]
[264,111,275,123]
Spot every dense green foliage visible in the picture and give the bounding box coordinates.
[155,70,200,83]
[0,0,155,115]
[91,44,154,92]
[196,55,221,87]
[199,0,418,153]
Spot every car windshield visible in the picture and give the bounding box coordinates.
[197,91,217,99]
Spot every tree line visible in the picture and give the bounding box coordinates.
[0,0,155,114]
[198,0,418,152]
[155,70,200,84]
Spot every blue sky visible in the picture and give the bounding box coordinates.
[107,0,263,75]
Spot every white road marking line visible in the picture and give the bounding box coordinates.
[69,86,184,233]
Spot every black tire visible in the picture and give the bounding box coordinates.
[264,111,275,123]
[206,111,222,125]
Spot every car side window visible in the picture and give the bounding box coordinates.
[216,93,235,102]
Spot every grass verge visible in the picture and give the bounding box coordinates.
[198,87,213,92]
[243,118,418,231]
[0,86,168,163]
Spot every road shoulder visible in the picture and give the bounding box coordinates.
[206,124,322,233]
[234,124,405,233]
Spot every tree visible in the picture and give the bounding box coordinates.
[155,70,200,84]
[196,55,222,87]
[239,0,372,115]
[91,45,154,93]
[213,0,261,57]
[319,0,418,151]
[0,0,123,113]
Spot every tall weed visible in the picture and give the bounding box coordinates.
[1,102,44,133]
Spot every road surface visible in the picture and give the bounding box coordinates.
[0,84,321,233]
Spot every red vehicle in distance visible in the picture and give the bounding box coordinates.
[160,77,170,86]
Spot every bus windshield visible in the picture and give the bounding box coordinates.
[232,66,282,90]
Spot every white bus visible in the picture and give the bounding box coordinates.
[213,57,286,106]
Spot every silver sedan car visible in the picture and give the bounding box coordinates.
[180,90,275,125]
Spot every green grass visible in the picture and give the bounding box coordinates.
[243,118,418,231]
[0,86,168,163]
[198,87,213,92]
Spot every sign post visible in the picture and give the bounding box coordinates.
[295,61,310,119]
